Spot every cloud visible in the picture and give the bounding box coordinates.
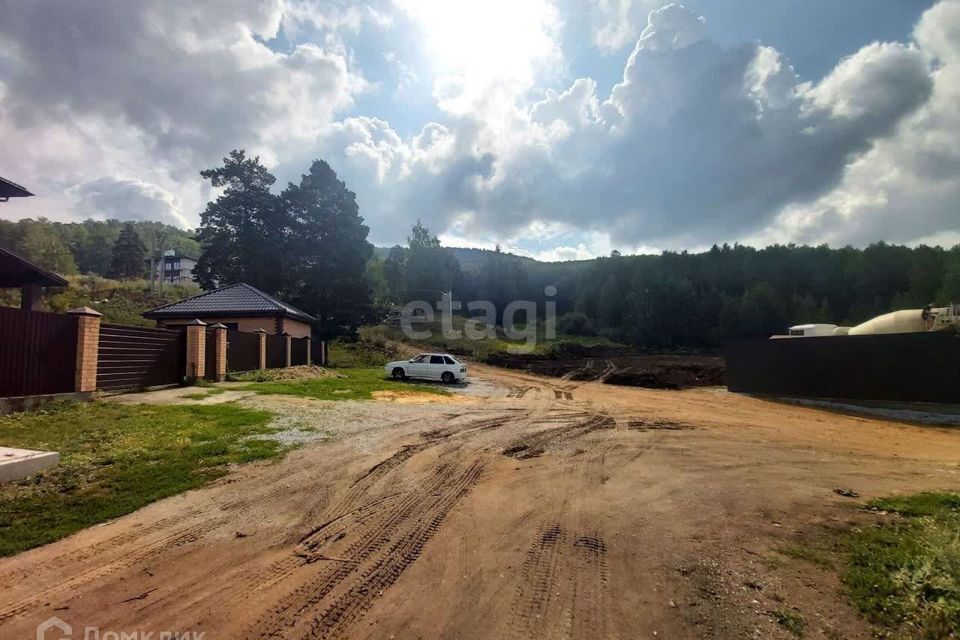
[755,0,960,246]
[1,0,958,257]
[0,0,362,224]
[70,177,188,227]
[329,3,936,250]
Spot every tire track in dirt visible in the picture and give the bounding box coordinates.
[305,461,485,639]
[248,460,484,639]
[0,481,299,623]
[506,427,614,640]
[501,413,615,459]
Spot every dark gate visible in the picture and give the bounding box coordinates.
[291,337,309,366]
[725,332,960,403]
[226,330,261,372]
[266,334,286,369]
[0,307,77,397]
[97,323,185,391]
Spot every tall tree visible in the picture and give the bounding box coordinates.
[194,150,284,292]
[408,219,441,249]
[109,223,146,279]
[280,159,373,338]
[383,245,407,302]
[18,219,78,275]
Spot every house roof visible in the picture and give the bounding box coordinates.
[0,176,34,200]
[142,283,314,323]
[0,246,69,288]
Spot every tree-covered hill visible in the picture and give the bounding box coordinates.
[0,218,199,277]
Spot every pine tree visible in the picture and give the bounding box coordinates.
[194,150,284,292]
[109,223,146,279]
[280,159,373,338]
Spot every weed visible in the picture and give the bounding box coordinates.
[773,607,806,636]
[842,492,960,638]
[778,543,834,569]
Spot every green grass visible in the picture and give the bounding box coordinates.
[182,388,227,400]
[778,542,834,569]
[0,401,277,556]
[774,608,807,636]
[842,492,960,639]
[238,367,451,401]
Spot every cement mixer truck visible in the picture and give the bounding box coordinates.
[774,303,960,338]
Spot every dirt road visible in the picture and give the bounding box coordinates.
[3,366,959,639]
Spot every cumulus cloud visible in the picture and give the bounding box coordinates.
[755,0,960,246]
[70,178,188,227]
[1,0,958,255]
[0,0,362,224]
[324,3,938,249]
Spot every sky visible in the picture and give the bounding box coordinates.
[1,0,958,261]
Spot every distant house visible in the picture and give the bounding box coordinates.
[146,250,198,284]
[142,283,314,337]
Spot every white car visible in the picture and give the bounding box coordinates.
[385,353,467,383]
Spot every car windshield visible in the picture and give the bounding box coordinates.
[411,355,427,363]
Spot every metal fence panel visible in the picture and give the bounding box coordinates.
[97,323,185,391]
[266,334,286,369]
[291,337,309,366]
[0,307,77,397]
[226,330,260,372]
[724,332,960,403]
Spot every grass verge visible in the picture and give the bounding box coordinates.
[0,401,276,557]
[843,492,960,638]
[238,367,451,401]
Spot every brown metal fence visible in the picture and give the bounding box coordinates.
[291,337,309,365]
[226,330,261,372]
[97,323,185,391]
[0,307,77,397]
[265,334,286,369]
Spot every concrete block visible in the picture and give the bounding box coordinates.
[0,446,60,483]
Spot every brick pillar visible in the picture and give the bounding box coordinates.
[255,329,267,370]
[284,333,292,367]
[209,323,228,381]
[184,319,207,380]
[67,307,102,393]
[305,336,311,366]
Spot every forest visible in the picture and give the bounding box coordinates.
[370,236,960,348]
[3,150,960,348]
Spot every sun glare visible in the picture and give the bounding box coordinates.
[396,0,561,88]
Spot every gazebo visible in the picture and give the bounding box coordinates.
[0,246,68,310]
[0,176,33,202]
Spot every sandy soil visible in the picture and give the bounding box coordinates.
[2,365,959,639]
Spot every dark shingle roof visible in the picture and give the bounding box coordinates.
[143,283,314,322]
[0,246,69,288]
[0,176,34,200]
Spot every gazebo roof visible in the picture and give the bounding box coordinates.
[0,176,34,201]
[0,246,69,288]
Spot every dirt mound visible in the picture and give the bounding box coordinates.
[487,353,725,389]
[229,365,345,382]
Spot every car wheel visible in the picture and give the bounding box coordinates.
[441,371,455,384]
[392,367,406,380]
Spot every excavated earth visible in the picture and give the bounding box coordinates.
[2,364,959,639]
[487,353,725,388]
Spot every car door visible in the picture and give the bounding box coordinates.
[427,355,446,380]
[406,354,428,379]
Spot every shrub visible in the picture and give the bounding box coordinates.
[557,311,595,336]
